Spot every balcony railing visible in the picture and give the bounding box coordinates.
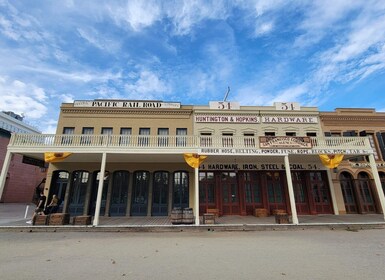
[8,134,372,152]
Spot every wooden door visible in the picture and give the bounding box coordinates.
[309,171,332,214]
[292,172,310,214]
[220,172,240,215]
[152,172,169,216]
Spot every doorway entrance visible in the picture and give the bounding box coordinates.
[220,172,240,215]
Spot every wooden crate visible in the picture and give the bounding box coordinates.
[33,215,48,225]
[73,215,92,225]
[206,208,220,218]
[203,213,215,224]
[254,208,268,217]
[48,213,70,225]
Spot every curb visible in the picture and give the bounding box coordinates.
[1,223,384,233]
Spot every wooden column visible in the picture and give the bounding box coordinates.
[93,152,107,226]
[284,155,299,225]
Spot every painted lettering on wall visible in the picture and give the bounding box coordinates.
[74,100,181,109]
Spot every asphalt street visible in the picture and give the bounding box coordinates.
[0,228,384,280]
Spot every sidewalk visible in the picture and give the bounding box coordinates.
[1,203,384,231]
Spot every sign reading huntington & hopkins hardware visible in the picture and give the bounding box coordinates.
[259,136,312,149]
[74,100,181,109]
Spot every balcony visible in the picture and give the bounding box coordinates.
[7,134,372,155]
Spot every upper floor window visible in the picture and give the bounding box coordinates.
[101,127,113,135]
[265,132,275,136]
[306,132,317,137]
[120,128,132,146]
[81,127,94,145]
[200,132,212,147]
[63,127,74,134]
[139,128,150,146]
[343,130,357,136]
[176,128,187,147]
[244,133,255,147]
[158,128,169,146]
[62,127,74,145]
[101,127,113,144]
[222,133,233,147]
[286,132,296,136]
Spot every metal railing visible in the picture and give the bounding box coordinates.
[8,134,372,151]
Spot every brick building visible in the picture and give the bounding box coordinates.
[0,111,46,203]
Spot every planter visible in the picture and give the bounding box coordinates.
[48,213,70,225]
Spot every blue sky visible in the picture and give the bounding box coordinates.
[1,0,385,133]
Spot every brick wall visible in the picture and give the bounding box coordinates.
[0,135,47,203]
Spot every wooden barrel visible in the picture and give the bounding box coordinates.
[182,208,194,224]
[171,207,183,225]
[275,213,289,224]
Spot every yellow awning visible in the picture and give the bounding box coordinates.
[184,153,207,168]
[44,152,72,163]
[319,154,344,169]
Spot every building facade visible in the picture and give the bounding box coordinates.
[0,100,384,225]
[320,108,385,215]
[0,111,46,203]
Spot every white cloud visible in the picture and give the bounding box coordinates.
[124,70,170,99]
[58,93,75,103]
[77,27,121,52]
[0,76,48,119]
[270,84,308,104]
[107,0,161,31]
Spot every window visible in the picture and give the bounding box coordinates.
[286,132,296,136]
[63,127,74,134]
[101,127,113,144]
[68,171,89,216]
[120,128,132,146]
[176,128,187,147]
[110,171,129,216]
[173,171,189,208]
[306,132,317,137]
[222,133,233,147]
[343,130,357,136]
[62,127,74,145]
[200,132,212,147]
[138,128,150,146]
[101,127,113,135]
[158,128,169,147]
[244,133,255,147]
[265,132,275,136]
[131,171,150,216]
[81,127,94,145]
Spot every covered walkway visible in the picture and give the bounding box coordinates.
[0,203,384,230]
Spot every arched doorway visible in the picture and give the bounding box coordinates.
[173,171,189,209]
[68,170,89,216]
[152,171,169,216]
[356,172,376,213]
[49,171,69,212]
[131,171,150,216]
[110,171,129,216]
[89,171,109,216]
[339,172,358,213]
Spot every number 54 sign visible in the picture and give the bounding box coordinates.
[209,101,240,110]
[274,102,300,111]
